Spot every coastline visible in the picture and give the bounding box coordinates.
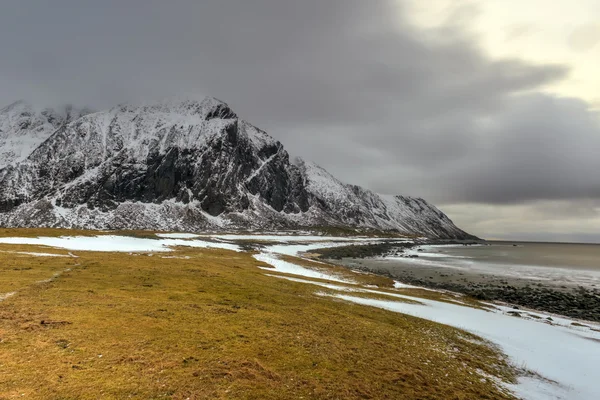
[314,242,600,323]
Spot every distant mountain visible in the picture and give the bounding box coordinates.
[0,97,474,239]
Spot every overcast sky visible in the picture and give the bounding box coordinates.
[1,0,599,242]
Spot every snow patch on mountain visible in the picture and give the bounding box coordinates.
[297,159,466,237]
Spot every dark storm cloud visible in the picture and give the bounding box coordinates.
[1,0,599,230]
[363,94,600,204]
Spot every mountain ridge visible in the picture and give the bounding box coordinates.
[0,97,475,239]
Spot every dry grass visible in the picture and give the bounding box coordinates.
[0,229,517,399]
[0,244,75,295]
[277,255,491,309]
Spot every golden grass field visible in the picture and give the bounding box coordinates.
[0,229,517,399]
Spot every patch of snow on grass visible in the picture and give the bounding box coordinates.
[254,252,354,283]
[393,280,429,290]
[325,293,600,400]
[213,234,378,243]
[266,240,382,257]
[166,239,240,252]
[0,250,69,257]
[252,239,401,283]
[490,303,600,333]
[264,274,356,291]
[266,274,424,304]
[0,235,240,253]
[0,292,16,301]
[0,235,168,252]
[161,256,191,259]
[156,233,200,239]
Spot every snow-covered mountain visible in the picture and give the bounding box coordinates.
[0,97,474,239]
[0,101,91,169]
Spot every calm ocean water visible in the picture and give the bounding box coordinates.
[440,241,600,271]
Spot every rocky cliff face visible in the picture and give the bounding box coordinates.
[0,97,474,239]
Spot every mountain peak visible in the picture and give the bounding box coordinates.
[112,96,237,121]
[0,100,37,116]
[1,99,28,110]
[0,101,92,117]
[200,97,237,120]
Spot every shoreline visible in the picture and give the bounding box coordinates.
[313,242,600,323]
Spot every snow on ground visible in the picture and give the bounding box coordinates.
[212,234,380,243]
[0,233,371,257]
[252,239,397,284]
[254,252,353,283]
[253,239,600,399]
[253,239,436,290]
[393,281,430,290]
[0,292,16,302]
[490,303,599,333]
[2,233,596,398]
[0,250,69,257]
[264,240,387,257]
[0,236,167,252]
[156,233,201,239]
[160,255,191,260]
[266,275,426,304]
[510,377,572,400]
[321,293,600,400]
[163,238,239,252]
[0,235,240,253]
[264,275,357,292]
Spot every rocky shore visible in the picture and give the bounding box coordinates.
[314,242,600,323]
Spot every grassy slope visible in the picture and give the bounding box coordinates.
[0,230,516,399]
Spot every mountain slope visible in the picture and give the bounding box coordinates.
[0,101,90,169]
[0,97,473,239]
[297,160,469,238]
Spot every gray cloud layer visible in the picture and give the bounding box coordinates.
[1,1,599,239]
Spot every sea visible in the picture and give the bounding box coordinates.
[384,241,600,288]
